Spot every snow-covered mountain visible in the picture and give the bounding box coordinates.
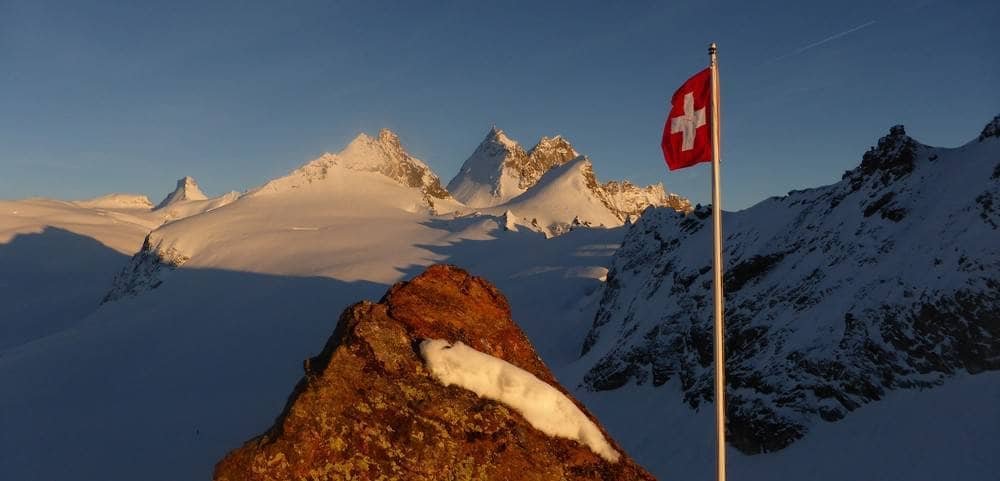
[256,128,454,209]
[578,118,1000,454]
[482,156,691,237]
[156,176,208,208]
[74,193,155,210]
[446,127,579,207]
[153,177,240,222]
[103,133,471,302]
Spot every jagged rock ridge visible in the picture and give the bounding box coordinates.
[214,265,656,481]
[579,118,1000,454]
[581,160,692,221]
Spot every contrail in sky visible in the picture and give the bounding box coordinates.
[793,20,878,54]
[770,20,878,63]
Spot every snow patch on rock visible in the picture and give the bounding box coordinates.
[419,339,620,463]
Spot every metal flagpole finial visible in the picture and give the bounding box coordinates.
[709,42,717,55]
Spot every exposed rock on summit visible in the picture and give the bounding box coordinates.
[214,265,655,481]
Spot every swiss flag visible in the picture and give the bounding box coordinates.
[661,68,713,171]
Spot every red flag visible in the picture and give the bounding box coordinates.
[661,68,713,171]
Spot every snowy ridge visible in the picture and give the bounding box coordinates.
[481,156,690,237]
[419,339,620,463]
[74,193,154,210]
[155,190,241,223]
[579,119,1000,453]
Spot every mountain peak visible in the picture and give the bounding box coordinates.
[446,127,584,208]
[156,176,207,209]
[520,135,579,186]
[446,127,530,207]
[979,115,1000,142]
[485,125,520,150]
[261,130,451,202]
[845,124,919,191]
[528,135,577,160]
[378,127,401,146]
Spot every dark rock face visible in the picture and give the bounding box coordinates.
[214,265,656,481]
[980,115,1000,142]
[580,119,1000,454]
[102,235,188,303]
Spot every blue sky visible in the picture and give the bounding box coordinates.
[2,0,997,209]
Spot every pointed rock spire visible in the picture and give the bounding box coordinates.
[156,176,208,209]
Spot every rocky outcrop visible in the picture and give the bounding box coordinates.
[102,234,189,303]
[214,265,655,481]
[580,118,1000,454]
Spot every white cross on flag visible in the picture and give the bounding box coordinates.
[661,68,713,170]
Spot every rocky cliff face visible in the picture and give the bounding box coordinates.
[519,135,580,189]
[579,119,1000,454]
[362,129,452,200]
[214,265,656,481]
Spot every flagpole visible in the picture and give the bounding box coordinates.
[709,41,727,481]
